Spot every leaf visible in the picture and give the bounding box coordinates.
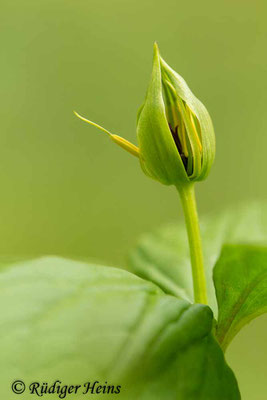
[0,257,240,399]
[213,244,267,351]
[129,203,267,314]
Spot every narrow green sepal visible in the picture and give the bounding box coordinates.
[160,55,215,181]
[137,43,189,186]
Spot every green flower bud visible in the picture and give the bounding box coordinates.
[74,43,215,188]
[137,43,215,186]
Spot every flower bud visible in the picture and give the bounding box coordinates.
[137,43,215,186]
[74,44,215,188]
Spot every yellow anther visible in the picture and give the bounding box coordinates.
[187,107,202,153]
[74,111,140,158]
[111,135,140,158]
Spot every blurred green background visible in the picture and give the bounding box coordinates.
[1,0,267,398]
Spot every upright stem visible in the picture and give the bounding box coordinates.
[176,183,207,304]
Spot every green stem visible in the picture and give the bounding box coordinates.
[176,183,207,304]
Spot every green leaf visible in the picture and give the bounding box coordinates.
[0,257,240,399]
[213,244,267,351]
[129,203,267,314]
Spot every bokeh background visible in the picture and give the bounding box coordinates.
[1,0,267,398]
